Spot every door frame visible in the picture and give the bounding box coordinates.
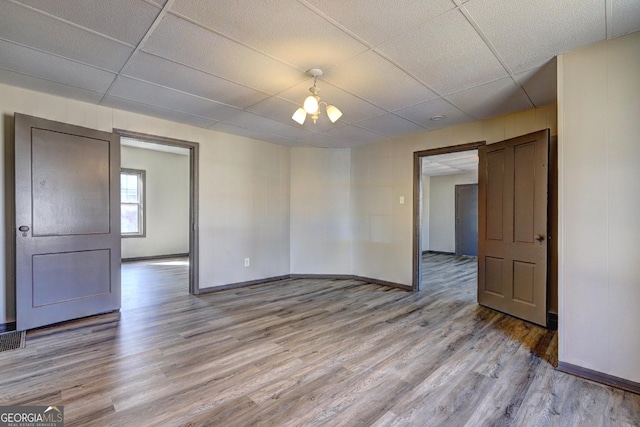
[115,129,200,295]
[412,141,486,291]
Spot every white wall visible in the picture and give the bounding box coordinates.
[420,175,430,252]
[350,106,557,285]
[290,147,351,274]
[121,145,189,259]
[0,83,291,322]
[198,124,290,288]
[558,31,640,383]
[350,139,416,282]
[428,171,477,253]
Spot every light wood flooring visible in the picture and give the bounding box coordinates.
[1,254,638,426]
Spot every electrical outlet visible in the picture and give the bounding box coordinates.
[399,196,405,205]
[244,258,250,267]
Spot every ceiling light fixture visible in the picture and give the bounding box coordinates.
[292,69,342,125]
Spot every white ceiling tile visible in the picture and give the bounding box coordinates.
[210,122,273,140]
[0,40,116,92]
[427,151,477,163]
[260,136,308,147]
[223,111,316,142]
[446,77,534,120]
[307,132,359,148]
[0,1,133,72]
[103,95,218,128]
[354,113,426,138]
[377,9,508,95]
[210,122,305,146]
[464,0,606,73]
[325,124,388,144]
[324,50,438,110]
[515,59,557,108]
[15,0,162,45]
[0,68,104,104]
[422,150,479,175]
[394,97,472,129]
[611,0,640,38]
[305,0,457,46]
[123,53,270,108]
[278,79,386,123]
[422,166,455,176]
[108,76,241,121]
[143,14,304,94]
[447,158,478,167]
[246,96,302,124]
[423,167,471,176]
[170,0,368,70]
[121,138,190,155]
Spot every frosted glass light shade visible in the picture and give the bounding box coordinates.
[292,107,307,125]
[303,95,319,114]
[326,105,343,123]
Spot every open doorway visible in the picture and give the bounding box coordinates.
[413,142,485,291]
[116,130,199,295]
[413,133,557,328]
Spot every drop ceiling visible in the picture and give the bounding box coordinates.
[422,151,478,176]
[0,0,638,148]
[121,136,190,155]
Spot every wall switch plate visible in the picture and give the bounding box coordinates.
[399,196,405,204]
[244,258,250,267]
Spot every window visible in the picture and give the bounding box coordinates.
[121,169,145,237]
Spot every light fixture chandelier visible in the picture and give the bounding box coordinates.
[292,69,342,125]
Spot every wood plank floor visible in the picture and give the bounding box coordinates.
[1,254,638,426]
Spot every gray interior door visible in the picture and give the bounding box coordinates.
[15,114,121,331]
[455,184,478,256]
[478,129,549,327]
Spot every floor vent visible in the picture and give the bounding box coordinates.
[0,330,25,352]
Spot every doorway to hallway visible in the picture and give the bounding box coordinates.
[413,141,484,292]
[116,130,200,295]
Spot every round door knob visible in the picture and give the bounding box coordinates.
[18,225,30,232]
[535,234,544,242]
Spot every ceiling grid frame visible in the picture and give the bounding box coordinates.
[4,0,140,48]
[99,0,177,104]
[0,0,636,147]
[456,4,536,107]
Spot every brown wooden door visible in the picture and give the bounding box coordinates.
[478,129,549,326]
[455,184,478,256]
[15,114,121,331]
